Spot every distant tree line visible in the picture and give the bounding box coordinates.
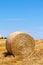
[4,37,7,39]
[0,37,7,39]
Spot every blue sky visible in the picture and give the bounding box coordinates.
[0,0,43,39]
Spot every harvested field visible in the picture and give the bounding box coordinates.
[0,39,43,65]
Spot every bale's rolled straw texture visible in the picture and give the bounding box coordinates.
[6,32,35,57]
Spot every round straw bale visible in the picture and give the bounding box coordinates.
[6,31,35,57]
[0,34,3,39]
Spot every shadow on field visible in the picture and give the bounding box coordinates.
[3,52,13,57]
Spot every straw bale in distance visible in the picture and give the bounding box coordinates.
[0,34,3,39]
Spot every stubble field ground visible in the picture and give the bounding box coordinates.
[0,39,43,65]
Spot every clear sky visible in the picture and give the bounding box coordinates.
[0,0,43,39]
